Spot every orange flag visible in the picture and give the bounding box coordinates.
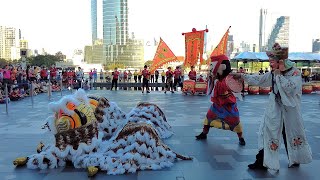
[209,26,231,65]
[149,38,178,72]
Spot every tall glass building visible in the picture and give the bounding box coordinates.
[103,0,128,46]
[312,39,320,53]
[267,16,290,50]
[89,0,143,68]
[91,0,98,44]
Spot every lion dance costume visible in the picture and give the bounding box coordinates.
[13,89,191,176]
[195,55,246,146]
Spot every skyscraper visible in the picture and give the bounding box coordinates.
[312,39,320,53]
[103,0,128,46]
[259,9,267,52]
[0,26,17,60]
[267,16,290,50]
[89,0,143,68]
[91,0,98,44]
[227,35,234,58]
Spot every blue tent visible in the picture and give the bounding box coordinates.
[232,52,320,62]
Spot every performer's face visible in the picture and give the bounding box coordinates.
[217,64,226,75]
[269,59,279,70]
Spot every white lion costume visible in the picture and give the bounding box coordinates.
[13,89,191,176]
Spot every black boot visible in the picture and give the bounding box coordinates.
[239,137,246,146]
[195,132,207,140]
[288,163,300,168]
[248,150,267,170]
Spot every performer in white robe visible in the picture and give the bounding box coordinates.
[233,43,312,171]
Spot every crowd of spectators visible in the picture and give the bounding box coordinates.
[0,64,62,103]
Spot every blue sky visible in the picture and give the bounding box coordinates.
[1,0,319,58]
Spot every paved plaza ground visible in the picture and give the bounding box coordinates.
[0,89,319,180]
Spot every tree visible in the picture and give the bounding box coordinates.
[55,51,66,61]
[29,55,60,67]
[144,60,153,67]
[0,58,8,67]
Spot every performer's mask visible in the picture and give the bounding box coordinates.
[209,55,229,76]
[267,43,290,71]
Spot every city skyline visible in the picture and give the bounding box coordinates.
[1,0,319,58]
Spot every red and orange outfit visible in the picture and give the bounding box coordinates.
[197,55,245,145]
[165,68,174,93]
[141,68,150,93]
[188,70,196,81]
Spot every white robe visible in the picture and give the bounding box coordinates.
[243,67,312,170]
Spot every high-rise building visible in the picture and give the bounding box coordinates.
[312,39,320,53]
[103,0,130,67]
[90,0,144,68]
[227,35,234,58]
[20,39,28,49]
[103,0,128,46]
[267,16,290,50]
[84,45,93,63]
[0,26,17,60]
[91,0,98,44]
[259,9,268,52]
[239,41,251,52]
[92,39,104,64]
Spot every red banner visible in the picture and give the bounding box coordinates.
[149,38,177,73]
[183,28,208,67]
[209,27,230,65]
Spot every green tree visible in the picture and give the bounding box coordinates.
[29,55,60,67]
[55,51,66,61]
[0,58,9,67]
[144,60,153,67]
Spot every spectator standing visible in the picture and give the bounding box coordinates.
[128,70,132,82]
[164,67,174,93]
[303,69,310,82]
[150,71,155,83]
[259,68,264,75]
[173,66,181,91]
[100,69,104,82]
[3,65,11,85]
[141,65,150,93]
[93,68,97,83]
[89,70,93,82]
[40,67,48,81]
[155,70,159,83]
[111,67,120,91]
[76,67,84,88]
[50,64,57,80]
[138,70,142,83]
[133,70,138,83]
[188,66,196,81]
[123,70,128,82]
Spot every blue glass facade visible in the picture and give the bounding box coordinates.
[267,16,290,50]
[103,0,128,46]
[91,0,97,44]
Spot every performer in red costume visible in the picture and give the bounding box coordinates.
[188,66,196,81]
[196,55,245,146]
